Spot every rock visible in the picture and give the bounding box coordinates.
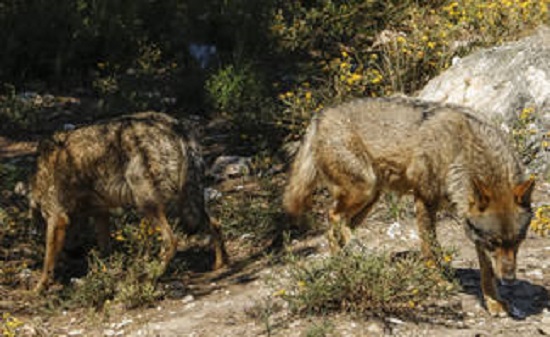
[63,123,76,131]
[419,26,550,126]
[13,181,28,196]
[209,156,253,181]
[366,322,384,334]
[419,26,550,175]
[387,317,404,325]
[182,295,195,304]
[204,187,222,201]
[542,312,550,324]
[526,269,544,280]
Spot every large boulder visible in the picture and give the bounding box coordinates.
[419,26,550,127]
[419,26,550,177]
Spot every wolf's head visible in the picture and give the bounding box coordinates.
[464,178,535,285]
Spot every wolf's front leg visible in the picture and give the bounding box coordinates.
[475,242,509,317]
[414,198,441,264]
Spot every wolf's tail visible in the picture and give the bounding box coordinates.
[283,117,320,218]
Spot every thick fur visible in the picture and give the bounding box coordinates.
[284,97,535,316]
[30,112,228,292]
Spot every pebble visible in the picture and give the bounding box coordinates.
[387,317,404,325]
[367,322,384,334]
[181,295,195,304]
[542,315,550,325]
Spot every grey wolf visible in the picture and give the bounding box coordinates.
[30,111,228,292]
[284,97,535,316]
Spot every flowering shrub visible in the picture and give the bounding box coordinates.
[1,313,23,337]
[510,106,549,176]
[271,0,549,135]
[531,205,550,236]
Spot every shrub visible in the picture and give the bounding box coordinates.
[271,0,549,135]
[279,249,459,319]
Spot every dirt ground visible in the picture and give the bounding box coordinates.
[10,181,548,337]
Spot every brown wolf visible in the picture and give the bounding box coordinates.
[30,111,228,292]
[284,97,535,317]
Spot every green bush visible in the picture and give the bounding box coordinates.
[279,249,458,319]
[205,63,266,116]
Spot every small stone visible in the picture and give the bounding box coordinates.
[526,269,544,279]
[541,315,550,325]
[387,317,404,325]
[68,330,84,336]
[367,323,383,334]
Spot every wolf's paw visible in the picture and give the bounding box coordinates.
[485,297,509,317]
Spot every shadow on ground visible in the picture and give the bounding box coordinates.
[455,267,549,319]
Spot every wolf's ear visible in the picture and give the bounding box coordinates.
[513,178,535,207]
[471,178,491,211]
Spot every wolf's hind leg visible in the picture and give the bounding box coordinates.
[35,213,69,293]
[94,212,112,256]
[327,185,378,253]
[208,217,229,270]
[152,207,178,274]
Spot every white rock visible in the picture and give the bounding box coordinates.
[182,295,194,304]
[209,156,252,181]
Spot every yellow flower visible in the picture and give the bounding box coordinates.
[273,288,286,297]
[305,91,312,101]
[520,107,534,119]
[297,281,306,288]
[427,41,436,49]
[397,36,406,44]
[371,77,382,84]
[444,255,453,263]
[341,51,349,58]
[350,73,362,82]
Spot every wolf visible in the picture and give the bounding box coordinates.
[283,97,535,317]
[30,111,228,293]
